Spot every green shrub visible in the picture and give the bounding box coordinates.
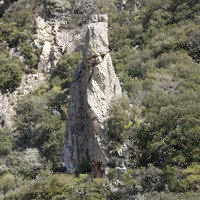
[0,173,17,195]
[144,191,200,200]
[21,44,40,70]
[108,96,134,143]
[3,173,110,200]
[123,165,164,193]
[14,87,66,171]
[165,164,200,192]
[107,168,117,181]
[0,53,24,93]
[0,128,13,156]
[50,52,82,89]
[0,150,44,179]
[180,163,200,191]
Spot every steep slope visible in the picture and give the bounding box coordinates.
[63,14,122,177]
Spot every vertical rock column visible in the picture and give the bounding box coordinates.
[63,14,122,177]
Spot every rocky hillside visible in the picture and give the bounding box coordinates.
[0,0,200,199]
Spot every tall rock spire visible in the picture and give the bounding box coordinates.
[63,14,122,177]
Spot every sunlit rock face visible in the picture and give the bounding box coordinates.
[35,16,84,73]
[63,14,122,177]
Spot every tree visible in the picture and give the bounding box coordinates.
[0,53,24,93]
[0,127,13,156]
[14,88,66,171]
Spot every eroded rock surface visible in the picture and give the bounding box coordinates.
[35,16,84,73]
[63,14,122,177]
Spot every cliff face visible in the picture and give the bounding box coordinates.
[35,16,84,73]
[63,14,122,177]
[0,2,84,128]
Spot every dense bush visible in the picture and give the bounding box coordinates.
[21,44,40,70]
[50,52,82,89]
[106,0,200,195]
[14,87,66,171]
[3,173,110,200]
[0,53,24,93]
[108,96,134,143]
[165,163,200,192]
[0,0,42,71]
[0,128,13,156]
[1,0,200,198]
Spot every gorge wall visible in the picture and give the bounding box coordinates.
[63,14,122,177]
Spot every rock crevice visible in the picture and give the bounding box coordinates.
[63,14,122,177]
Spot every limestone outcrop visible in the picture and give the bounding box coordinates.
[63,14,122,177]
[35,16,84,73]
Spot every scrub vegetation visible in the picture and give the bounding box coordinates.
[0,0,200,199]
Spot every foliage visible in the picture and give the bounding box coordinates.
[50,52,82,89]
[0,150,44,179]
[3,173,110,200]
[21,44,40,70]
[68,0,99,24]
[0,6,34,46]
[106,0,200,195]
[0,149,44,196]
[0,53,24,93]
[14,87,66,171]
[108,96,134,143]
[165,163,200,192]
[0,128,13,156]
[0,0,41,70]
[1,0,200,198]
[144,191,200,200]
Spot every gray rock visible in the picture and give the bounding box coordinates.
[63,14,122,177]
[38,41,52,72]
[116,166,127,180]
[84,17,109,59]
[35,16,84,73]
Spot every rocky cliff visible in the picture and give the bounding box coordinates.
[0,2,84,128]
[63,14,122,177]
[35,16,84,73]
